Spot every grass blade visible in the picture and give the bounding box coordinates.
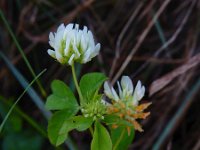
[0,9,46,97]
[0,96,47,137]
[0,51,76,150]
[0,52,51,119]
[0,69,46,133]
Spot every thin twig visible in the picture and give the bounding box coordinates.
[131,0,195,78]
[153,78,200,150]
[111,0,172,84]
[109,2,144,78]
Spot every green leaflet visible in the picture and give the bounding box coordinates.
[45,80,79,113]
[48,110,93,146]
[47,109,76,146]
[103,115,133,127]
[79,73,107,104]
[67,116,93,132]
[111,126,135,150]
[91,121,112,150]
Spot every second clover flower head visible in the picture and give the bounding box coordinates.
[47,23,100,65]
[104,76,145,106]
[104,76,150,132]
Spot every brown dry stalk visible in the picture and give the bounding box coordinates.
[109,2,144,78]
[149,53,200,96]
[111,0,172,85]
[23,0,94,43]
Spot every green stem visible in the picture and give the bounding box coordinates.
[89,127,94,137]
[71,63,83,104]
[113,128,126,150]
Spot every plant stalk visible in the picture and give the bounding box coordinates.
[71,63,83,104]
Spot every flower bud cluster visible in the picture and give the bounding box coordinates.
[81,100,107,121]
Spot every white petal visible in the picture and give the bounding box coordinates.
[88,31,95,47]
[68,54,75,65]
[81,34,87,51]
[76,30,82,44]
[121,76,133,96]
[64,38,71,56]
[101,99,111,106]
[82,47,92,63]
[63,23,74,38]
[104,82,113,98]
[117,81,123,98]
[55,49,63,63]
[65,23,74,31]
[104,82,119,101]
[83,26,88,33]
[47,49,56,58]
[133,80,145,101]
[72,43,80,57]
[95,43,100,52]
[132,98,138,106]
[57,23,65,32]
[136,80,142,90]
[54,31,64,53]
[49,32,55,48]
[75,24,79,30]
[111,87,119,101]
[141,86,145,98]
[91,43,100,57]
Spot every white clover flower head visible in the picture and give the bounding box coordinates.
[105,76,150,132]
[47,23,100,65]
[103,76,145,106]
